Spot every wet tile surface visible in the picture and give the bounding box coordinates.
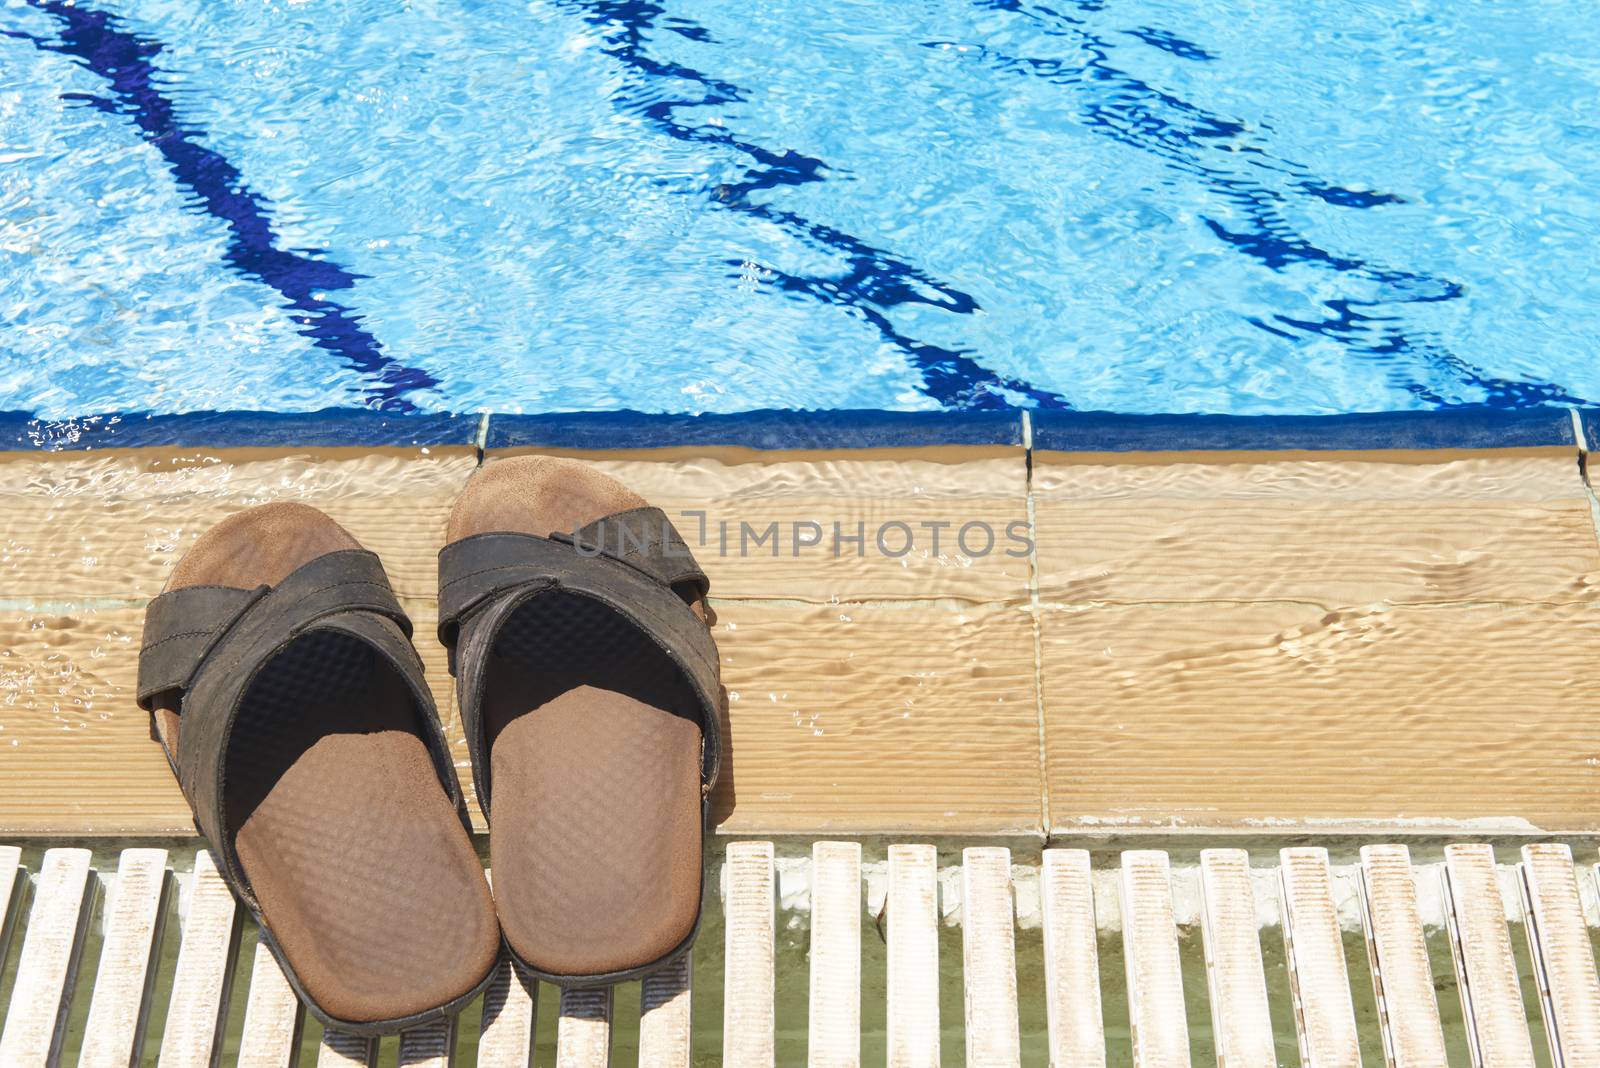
[0,446,477,604]
[3,442,1599,836]
[490,447,1031,603]
[0,604,173,834]
[0,597,455,835]
[1035,447,1600,834]
[0,446,472,833]
[1033,450,1600,606]
[0,598,1042,836]
[707,600,1041,835]
[1040,600,1600,833]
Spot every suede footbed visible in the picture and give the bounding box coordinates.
[447,457,708,979]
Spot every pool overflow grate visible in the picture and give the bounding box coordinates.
[1,842,1598,1065]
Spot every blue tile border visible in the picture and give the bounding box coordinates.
[0,406,1586,454]
[1029,407,1579,453]
[0,408,478,451]
[483,409,1023,450]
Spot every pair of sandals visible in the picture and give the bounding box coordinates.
[136,457,721,1033]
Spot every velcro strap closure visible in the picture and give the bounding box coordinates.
[136,550,409,713]
[438,509,708,662]
[554,506,708,602]
[437,534,565,656]
[137,585,269,711]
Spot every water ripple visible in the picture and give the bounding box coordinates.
[943,0,1590,408]
[2,0,1596,416]
[562,0,1071,410]
[10,1,437,412]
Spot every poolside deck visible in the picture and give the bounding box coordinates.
[3,838,1599,1065]
[2,417,1597,837]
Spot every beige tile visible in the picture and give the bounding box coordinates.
[707,599,1042,835]
[15,439,1598,840]
[0,599,456,835]
[0,446,477,604]
[433,597,1046,835]
[0,597,1044,838]
[1033,449,1600,606]
[1040,600,1600,834]
[0,604,183,833]
[489,447,1031,603]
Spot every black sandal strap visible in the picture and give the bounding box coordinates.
[137,551,411,713]
[437,512,721,815]
[138,550,452,906]
[136,584,270,712]
[555,506,709,603]
[437,507,708,652]
[436,533,569,657]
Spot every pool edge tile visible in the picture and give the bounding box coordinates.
[0,409,480,452]
[3,406,1587,455]
[1030,407,1580,453]
[484,409,1025,450]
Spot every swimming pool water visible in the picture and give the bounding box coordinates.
[3,0,1598,418]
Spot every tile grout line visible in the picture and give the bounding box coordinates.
[1569,408,1600,560]
[1030,595,1600,612]
[707,594,1026,611]
[12,590,1584,620]
[0,596,149,613]
[1022,410,1051,839]
[473,410,490,463]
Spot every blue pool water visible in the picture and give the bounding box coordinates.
[3,0,1599,418]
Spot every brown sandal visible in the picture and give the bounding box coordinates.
[438,457,721,985]
[137,503,500,1033]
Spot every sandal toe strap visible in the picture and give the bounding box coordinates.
[436,511,721,814]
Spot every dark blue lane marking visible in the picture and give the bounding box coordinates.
[1123,27,1215,62]
[9,2,437,412]
[560,0,1070,411]
[942,0,1590,409]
